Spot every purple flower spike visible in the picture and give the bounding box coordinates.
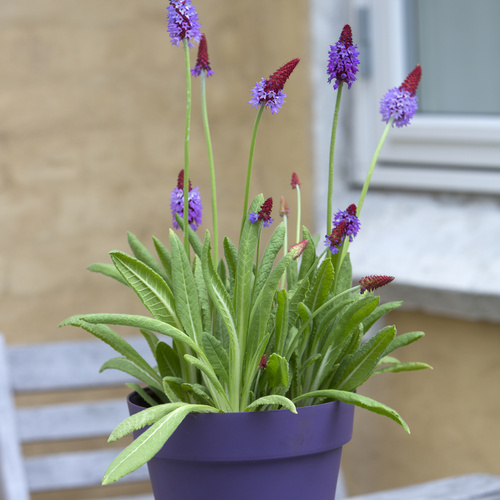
[380,65,422,127]
[192,33,214,77]
[327,24,360,90]
[170,170,203,231]
[167,0,202,48]
[249,197,274,228]
[325,203,360,254]
[249,58,300,114]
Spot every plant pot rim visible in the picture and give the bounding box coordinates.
[127,391,355,462]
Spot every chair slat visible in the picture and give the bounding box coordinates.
[8,336,154,392]
[349,474,500,500]
[25,449,150,492]
[17,399,130,443]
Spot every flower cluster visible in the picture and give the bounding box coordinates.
[380,64,422,127]
[325,204,361,254]
[249,58,300,114]
[170,169,203,230]
[249,197,274,227]
[359,275,395,294]
[192,33,214,77]
[327,24,360,90]
[167,0,202,48]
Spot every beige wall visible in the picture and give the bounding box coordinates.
[0,0,312,345]
[343,310,500,496]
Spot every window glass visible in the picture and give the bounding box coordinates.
[405,0,500,115]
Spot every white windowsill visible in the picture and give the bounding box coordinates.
[310,0,500,323]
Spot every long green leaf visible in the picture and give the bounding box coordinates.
[127,232,168,282]
[245,395,297,413]
[59,317,156,376]
[375,361,432,374]
[293,389,410,433]
[169,230,203,346]
[155,341,182,379]
[87,263,128,286]
[110,251,181,328]
[383,331,426,357]
[152,236,172,285]
[73,313,200,354]
[334,325,396,391]
[103,404,218,484]
[108,402,186,442]
[174,212,204,258]
[192,255,211,333]
[234,195,263,348]
[100,357,163,391]
[305,258,334,312]
[202,332,229,385]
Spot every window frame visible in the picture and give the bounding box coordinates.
[348,0,500,194]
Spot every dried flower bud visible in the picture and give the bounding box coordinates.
[279,196,290,217]
[291,172,301,189]
[289,239,309,260]
[259,354,267,371]
[359,275,395,293]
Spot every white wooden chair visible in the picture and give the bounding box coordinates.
[0,332,154,500]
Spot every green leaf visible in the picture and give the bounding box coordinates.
[375,362,433,374]
[108,402,186,442]
[192,255,212,333]
[253,222,285,300]
[362,301,403,334]
[100,357,163,392]
[333,325,397,391]
[110,251,181,328]
[127,232,169,282]
[162,376,185,402]
[174,212,204,258]
[264,353,289,390]
[223,237,238,291]
[155,341,182,379]
[169,230,203,345]
[181,383,214,405]
[72,313,200,354]
[152,236,172,284]
[234,195,263,345]
[274,289,289,356]
[305,258,334,312]
[383,331,426,357]
[245,395,297,413]
[202,332,230,385]
[298,226,317,280]
[59,317,156,375]
[293,389,410,433]
[201,234,239,360]
[334,252,353,294]
[87,263,129,286]
[140,329,159,357]
[183,354,227,401]
[103,404,218,484]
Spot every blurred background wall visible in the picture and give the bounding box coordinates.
[1,1,499,499]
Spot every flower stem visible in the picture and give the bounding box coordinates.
[182,39,192,255]
[241,104,265,235]
[295,185,302,244]
[326,82,343,235]
[357,118,393,217]
[200,71,218,262]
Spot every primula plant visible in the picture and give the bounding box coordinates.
[61,2,431,485]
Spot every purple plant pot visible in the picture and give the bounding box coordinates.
[128,392,354,500]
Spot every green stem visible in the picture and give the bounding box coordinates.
[326,83,343,234]
[182,39,192,256]
[357,118,394,217]
[241,104,265,234]
[295,185,302,244]
[200,71,218,262]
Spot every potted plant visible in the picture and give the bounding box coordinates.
[61,2,431,499]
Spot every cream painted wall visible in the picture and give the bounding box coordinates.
[342,310,500,496]
[0,0,312,345]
